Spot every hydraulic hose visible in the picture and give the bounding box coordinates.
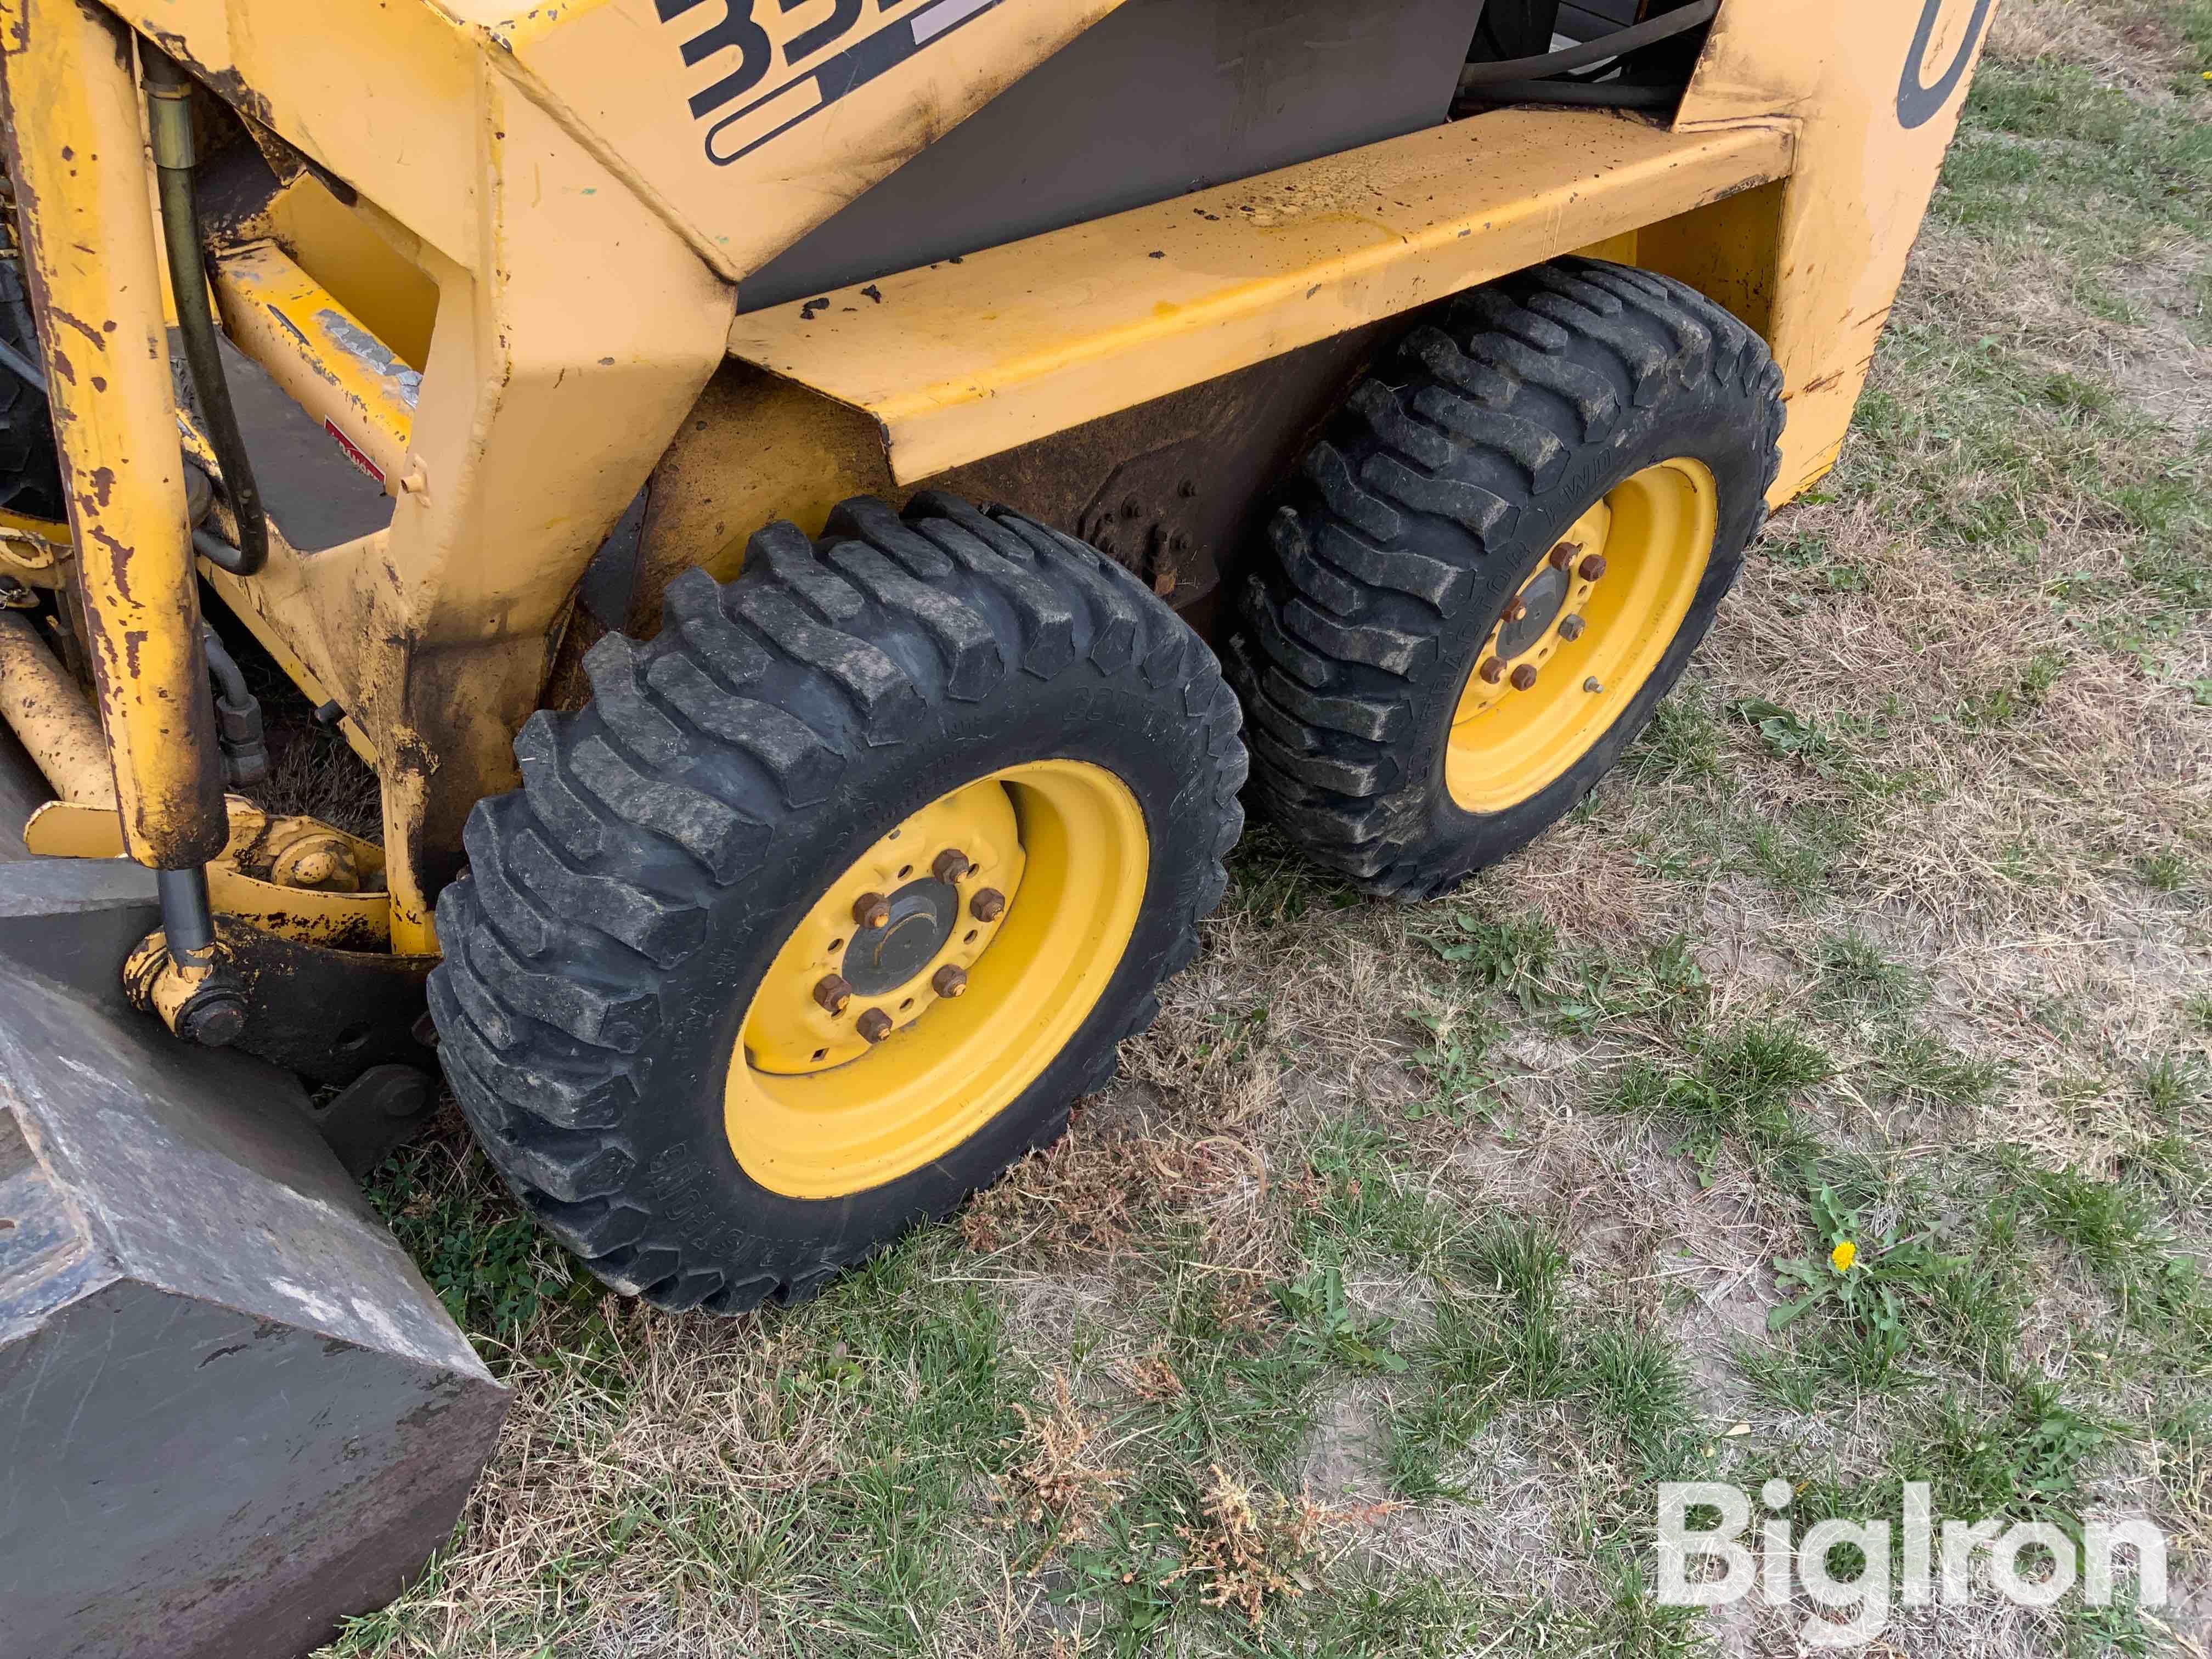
[141,43,267,577]
[1457,0,1720,88]
[1457,79,1681,109]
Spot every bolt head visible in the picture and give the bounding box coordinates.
[852,892,891,929]
[1584,676,1604,693]
[1557,614,1586,642]
[1549,542,1579,571]
[1478,657,1506,685]
[1577,552,1608,582]
[933,848,972,883]
[969,888,1007,923]
[856,1008,894,1044]
[932,964,968,999]
[1509,663,1539,691]
[179,991,246,1048]
[814,974,854,1014]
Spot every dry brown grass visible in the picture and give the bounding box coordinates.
[990,1371,1130,1547]
[1159,1465,1373,1629]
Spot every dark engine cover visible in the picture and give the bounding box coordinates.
[739,0,1482,309]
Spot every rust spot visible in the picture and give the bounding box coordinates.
[89,375,105,392]
[86,523,134,603]
[46,305,106,351]
[1802,370,1844,395]
[86,465,113,507]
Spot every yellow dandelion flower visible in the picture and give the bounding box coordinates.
[1830,1240,1858,1273]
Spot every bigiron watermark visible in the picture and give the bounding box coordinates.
[1656,1480,2168,1647]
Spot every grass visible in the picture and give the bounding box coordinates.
[328,7,2212,1654]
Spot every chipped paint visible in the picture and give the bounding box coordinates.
[317,310,422,409]
[0,0,225,868]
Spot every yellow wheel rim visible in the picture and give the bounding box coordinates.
[726,759,1148,1200]
[1444,456,1717,815]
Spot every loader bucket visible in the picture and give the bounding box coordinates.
[0,755,506,1658]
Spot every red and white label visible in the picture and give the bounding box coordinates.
[324,417,387,490]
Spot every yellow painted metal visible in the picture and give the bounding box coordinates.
[0,609,115,806]
[258,173,439,374]
[1675,0,1999,503]
[208,241,417,494]
[746,777,1024,1076]
[1446,459,1717,816]
[0,0,225,870]
[727,760,1147,1201]
[0,509,70,587]
[25,795,393,951]
[724,112,1794,484]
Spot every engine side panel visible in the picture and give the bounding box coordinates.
[739,0,1480,309]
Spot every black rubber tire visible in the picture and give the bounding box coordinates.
[1228,257,1782,899]
[428,493,1246,1313]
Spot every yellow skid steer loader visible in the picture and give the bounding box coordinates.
[0,0,1995,1650]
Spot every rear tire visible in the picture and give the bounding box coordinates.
[430,494,1245,1312]
[1229,257,1782,898]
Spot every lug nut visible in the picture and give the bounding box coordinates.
[1503,597,1528,624]
[856,1008,893,1043]
[933,848,971,883]
[1478,657,1506,685]
[1558,614,1586,642]
[851,891,890,929]
[1577,552,1607,582]
[814,974,854,1014]
[1510,664,1539,691]
[1549,542,1579,571]
[970,888,1007,922]
[932,964,968,998]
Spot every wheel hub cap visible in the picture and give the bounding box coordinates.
[726,759,1150,1200]
[1444,456,1719,815]
[1496,565,1569,660]
[844,878,958,995]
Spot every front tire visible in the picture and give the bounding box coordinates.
[1231,257,1783,898]
[430,494,1245,1312]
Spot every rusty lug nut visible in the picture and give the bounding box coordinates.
[814,974,854,1015]
[933,848,971,883]
[932,964,969,999]
[1478,657,1506,685]
[1557,614,1587,642]
[1577,552,1608,582]
[1509,663,1540,691]
[1503,598,1528,623]
[851,891,891,929]
[969,888,1007,923]
[1549,541,1580,571]
[856,1008,894,1044]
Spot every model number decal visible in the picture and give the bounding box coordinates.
[657,0,1005,167]
[1897,0,1994,129]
